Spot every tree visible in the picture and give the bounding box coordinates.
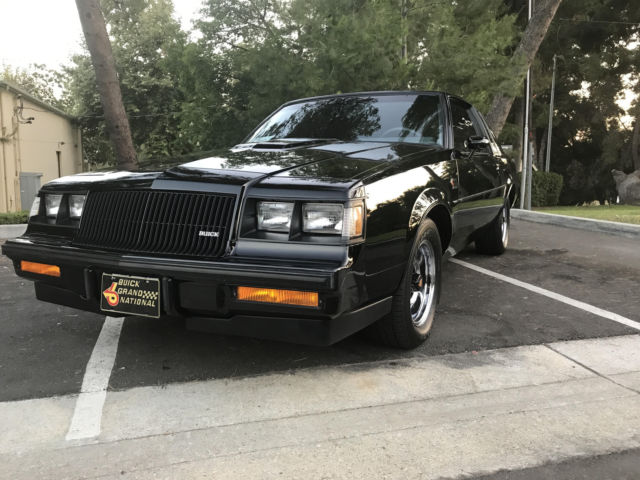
[75,0,137,170]
[194,0,521,144]
[0,65,68,110]
[632,110,639,171]
[522,0,640,204]
[485,0,564,136]
[67,0,191,167]
[64,0,521,166]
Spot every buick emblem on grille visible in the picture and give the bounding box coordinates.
[198,230,220,238]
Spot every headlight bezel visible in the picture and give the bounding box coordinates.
[28,191,88,228]
[246,197,365,243]
[29,196,41,218]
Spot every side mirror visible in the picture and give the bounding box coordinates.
[465,135,490,150]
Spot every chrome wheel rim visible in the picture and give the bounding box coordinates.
[500,209,509,247]
[409,240,437,328]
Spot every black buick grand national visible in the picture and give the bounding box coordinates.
[2,92,515,348]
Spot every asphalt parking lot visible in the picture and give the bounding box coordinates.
[1,218,639,479]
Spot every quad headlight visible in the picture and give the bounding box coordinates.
[302,203,344,235]
[45,194,63,218]
[68,194,86,219]
[302,203,364,238]
[302,203,363,238]
[256,200,364,239]
[257,202,295,232]
[36,193,87,220]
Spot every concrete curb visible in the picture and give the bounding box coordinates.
[512,209,640,239]
[0,224,27,239]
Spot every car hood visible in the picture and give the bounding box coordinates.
[44,140,441,192]
[163,140,439,185]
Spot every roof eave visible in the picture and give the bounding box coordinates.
[0,80,77,122]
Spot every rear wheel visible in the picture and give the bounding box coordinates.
[475,203,509,255]
[368,219,442,349]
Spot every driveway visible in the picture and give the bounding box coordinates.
[1,218,639,479]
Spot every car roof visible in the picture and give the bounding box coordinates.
[281,90,465,107]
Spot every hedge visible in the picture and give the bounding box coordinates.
[518,171,564,207]
[0,211,29,225]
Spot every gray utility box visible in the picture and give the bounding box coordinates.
[19,172,43,211]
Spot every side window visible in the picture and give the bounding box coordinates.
[450,98,483,151]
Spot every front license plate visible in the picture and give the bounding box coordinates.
[100,273,161,318]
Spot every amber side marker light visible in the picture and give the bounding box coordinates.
[237,286,319,307]
[20,260,61,277]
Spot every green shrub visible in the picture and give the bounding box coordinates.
[532,171,563,206]
[518,171,564,207]
[0,211,29,225]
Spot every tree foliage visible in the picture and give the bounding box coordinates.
[0,64,68,110]
[197,0,519,114]
[524,0,640,203]
[75,0,138,170]
[66,0,188,167]
[14,0,635,205]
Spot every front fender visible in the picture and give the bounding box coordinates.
[408,189,449,232]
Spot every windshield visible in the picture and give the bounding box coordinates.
[247,94,444,146]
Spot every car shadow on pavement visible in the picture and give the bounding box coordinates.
[108,255,636,391]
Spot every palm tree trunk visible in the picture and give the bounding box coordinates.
[485,0,564,137]
[75,0,137,171]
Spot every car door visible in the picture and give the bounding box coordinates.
[449,96,505,235]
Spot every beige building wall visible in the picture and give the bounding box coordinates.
[0,83,82,213]
[0,88,19,213]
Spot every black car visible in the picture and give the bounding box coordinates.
[2,91,514,348]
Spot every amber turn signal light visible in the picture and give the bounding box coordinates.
[348,205,364,237]
[20,260,61,277]
[237,286,319,307]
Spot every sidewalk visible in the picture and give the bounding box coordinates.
[2,334,639,479]
[512,209,640,238]
[0,223,26,238]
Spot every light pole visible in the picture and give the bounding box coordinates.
[545,54,558,172]
[519,0,533,210]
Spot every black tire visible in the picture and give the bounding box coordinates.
[368,218,442,349]
[475,202,509,255]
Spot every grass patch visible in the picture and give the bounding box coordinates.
[0,211,29,225]
[535,205,640,225]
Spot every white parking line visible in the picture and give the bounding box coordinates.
[450,258,640,332]
[65,316,124,441]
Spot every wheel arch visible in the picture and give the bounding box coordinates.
[426,204,452,253]
[408,189,452,253]
[507,181,517,209]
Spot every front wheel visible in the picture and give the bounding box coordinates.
[368,219,442,349]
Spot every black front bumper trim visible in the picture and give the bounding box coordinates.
[2,239,340,290]
[3,238,388,345]
[185,296,392,346]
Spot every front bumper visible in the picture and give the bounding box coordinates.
[2,237,390,345]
